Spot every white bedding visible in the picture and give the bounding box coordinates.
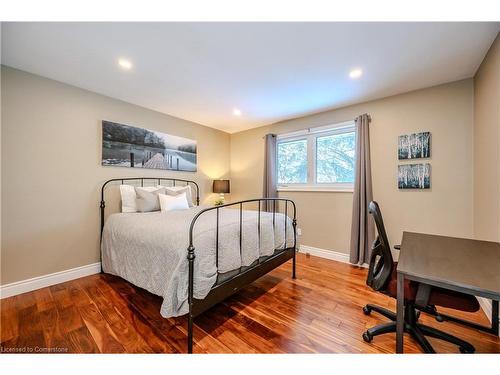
[101,205,294,317]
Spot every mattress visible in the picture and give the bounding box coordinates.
[101,205,294,317]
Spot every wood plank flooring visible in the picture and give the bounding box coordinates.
[1,254,499,353]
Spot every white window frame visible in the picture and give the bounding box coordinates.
[276,120,356,192]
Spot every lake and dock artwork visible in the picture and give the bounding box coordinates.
[102,121,197,172]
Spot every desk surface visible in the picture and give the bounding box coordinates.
[398,232,500,300]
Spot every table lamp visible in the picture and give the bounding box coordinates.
[213,179,230,205]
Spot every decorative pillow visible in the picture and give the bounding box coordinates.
[158,192,190,212]
[119,185,159,213]
[164,185,194,207]
[135,187,166,212]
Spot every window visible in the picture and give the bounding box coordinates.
[277,139,308,184]
[316,132,356,183]
[276,121,356,191]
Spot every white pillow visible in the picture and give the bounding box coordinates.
[119,185,158,213]
[159,192,190,212]
[164,185,194,207]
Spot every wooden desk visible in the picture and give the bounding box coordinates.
[396,232,500,353]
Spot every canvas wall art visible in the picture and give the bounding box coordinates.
[398,163,431,189]
[102,121,197,172]
[398,131,431,160]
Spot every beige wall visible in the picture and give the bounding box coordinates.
[231,80,474,253]
[0,66,480,284]
[473,33,500,242]
[1,66,230,284]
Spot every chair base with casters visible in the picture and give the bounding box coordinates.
[363,201,479,354]
[362,303,475,353]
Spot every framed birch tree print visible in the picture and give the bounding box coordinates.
[398,163,431,189]
[398,132,431,160]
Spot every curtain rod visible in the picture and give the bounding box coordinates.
[262,114,371,139]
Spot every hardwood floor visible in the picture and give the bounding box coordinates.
[1,254,499,353]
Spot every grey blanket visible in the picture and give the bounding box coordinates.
[101,206,294,317]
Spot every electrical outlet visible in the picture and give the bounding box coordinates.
[297,228,302,236]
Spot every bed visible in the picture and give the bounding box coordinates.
[100,177,297,353]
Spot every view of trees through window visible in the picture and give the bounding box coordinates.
[277,127,356,186]
[316,132,356,183]
[277,139,308,183]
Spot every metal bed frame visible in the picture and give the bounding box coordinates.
[100,177,297,353]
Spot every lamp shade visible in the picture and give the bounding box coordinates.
[213,179,230,194]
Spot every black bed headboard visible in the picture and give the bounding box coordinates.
[100,177,200,236]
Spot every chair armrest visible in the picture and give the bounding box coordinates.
[394,245,401,250]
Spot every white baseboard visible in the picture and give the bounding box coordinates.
[299,244,368,268]
[0,262,101,299]
[299,244,350,263]
[478,297,492,321]
[477,297,499,337]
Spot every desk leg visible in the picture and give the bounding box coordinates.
[493,300,499,337]
[396,272,405,353]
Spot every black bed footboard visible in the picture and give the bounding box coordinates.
[99,178,296,354]
[186,198,297,353]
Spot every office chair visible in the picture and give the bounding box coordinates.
[362,201,479,353]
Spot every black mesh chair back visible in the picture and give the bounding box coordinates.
[366,201,394,291]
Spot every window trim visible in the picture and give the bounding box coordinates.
[276,120,356,192]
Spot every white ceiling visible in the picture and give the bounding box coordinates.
[2,22,499,133]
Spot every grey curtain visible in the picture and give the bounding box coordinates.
[263,134,277,212]
[349,114,375,265]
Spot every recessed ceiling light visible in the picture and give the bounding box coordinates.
[349,68,363,79]
[233,108,242,116]
[118,58,133,70]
